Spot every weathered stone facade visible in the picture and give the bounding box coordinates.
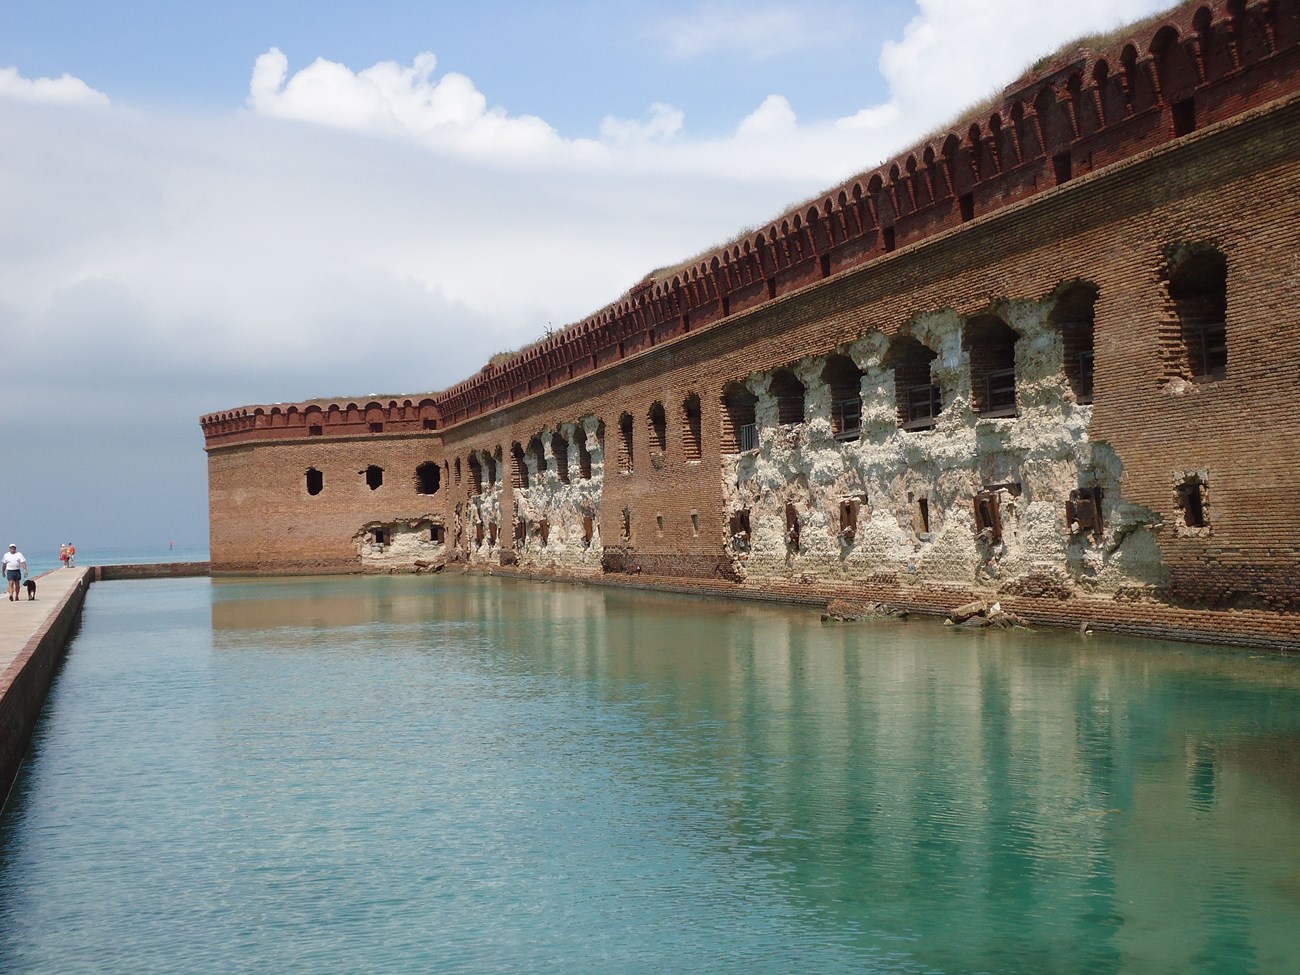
[203,0,1300,649]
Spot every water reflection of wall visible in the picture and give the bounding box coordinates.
[537,594,1300,972]
[207,574,1300,971]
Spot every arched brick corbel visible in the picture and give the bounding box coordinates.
[754,233,774,279]
[737,243,754,285]
[802,208,822,254]
[1029,91,1052,156]
[1190,7,1213,84]
[968,124,985,182]
[779,220,797,267]
[1120,44,1140,111]
[1261,0,1279,53]
[1139,48,1163,104]
[906,157,926,210]
[1092,59,1112,126]
[669,276,686,314]
[987,115,1008,172]
[809,206,828,253]
[921,148,941,200]
[789,216,807,262]
[940,135,960,196]
[1149,25,1182,100]
[716,254,735,295]
[684,267,703,308]
[853,183,878,230]
[867,174,888,226]
[888,164,909,216]
[1063,76,1083,140]
[830,192,850,239]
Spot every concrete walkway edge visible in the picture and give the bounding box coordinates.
[0,568,93,806]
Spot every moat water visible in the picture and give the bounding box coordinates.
[2,575,1299,974]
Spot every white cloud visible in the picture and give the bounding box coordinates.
[241,0,1170,187]
[881,0,1166,125]
[737,95,797,137]
[0,66,109,106]
[599,102,685,146]
[248,47,574,162]
[651,2,841,60]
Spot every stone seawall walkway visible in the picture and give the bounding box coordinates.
[0,567,91,801]
[0,568,85,675]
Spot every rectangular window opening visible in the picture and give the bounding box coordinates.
[1067,487,1104,536]
[910,494,931,536]
[1177,477,1207,528]
[832,398,862,442]
[729,509,751,550]
[959,193,974,223]
[1172,98,1196,137]
[904,384,943,431]
[1053,152,1072,185]
[1182,306,1227,380]
[882,226,896,253]
[839,497,863,543]
[973,491,1004,544]
[984,369,1018,417]
[1077,351,1095,404]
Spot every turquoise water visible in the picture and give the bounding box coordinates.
[3,575,1300,974]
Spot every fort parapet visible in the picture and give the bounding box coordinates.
[202,0,1300,651]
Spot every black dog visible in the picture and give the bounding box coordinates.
[23,578,35,600]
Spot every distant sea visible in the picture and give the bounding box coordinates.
[24,543,209,577]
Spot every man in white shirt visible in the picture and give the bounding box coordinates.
[3,544,27,601]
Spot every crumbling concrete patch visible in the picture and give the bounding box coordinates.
[508,417,605,574]
[355,517,446,571]
[720,293,1168,600]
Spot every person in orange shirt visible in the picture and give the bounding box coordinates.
[66,542,75,568]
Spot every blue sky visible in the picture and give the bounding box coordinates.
[0,0,1171,556]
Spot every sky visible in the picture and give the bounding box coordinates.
[0,0,1173,557]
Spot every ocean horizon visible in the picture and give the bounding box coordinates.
[21,543,210,578]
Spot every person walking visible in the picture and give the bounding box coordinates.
[66,542,75,568]
[60,542,68,568]
[4,544,27,601]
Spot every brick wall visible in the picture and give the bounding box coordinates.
[202,1,1300,648]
